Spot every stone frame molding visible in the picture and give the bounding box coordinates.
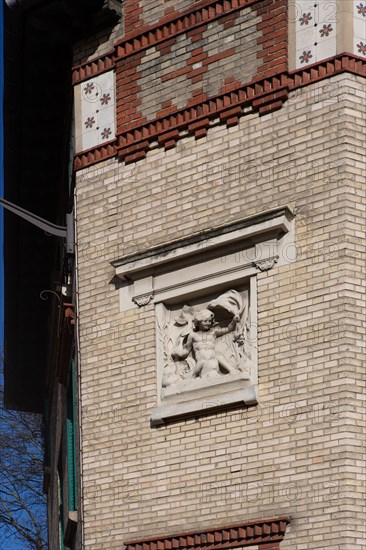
[112,206,295,426]
[152,280,258,426]
[112,206,294,308]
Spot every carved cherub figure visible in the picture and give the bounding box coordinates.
[174,309,240,380]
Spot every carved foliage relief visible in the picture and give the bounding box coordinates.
[156,288,255,399]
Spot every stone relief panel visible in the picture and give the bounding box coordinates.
[158,289,253,397]
[112,207,295,425]
[153,283,258,425]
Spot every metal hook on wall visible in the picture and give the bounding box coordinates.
[40,290,61,307]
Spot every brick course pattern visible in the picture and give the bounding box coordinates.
[73,54,366,169]
[72,0,288,156]
[132,8,261,123]
[75,74,366,550]
[140,0,195,27]
[125,518,291,548]
[115,0,287,131]
[71,0,366,172]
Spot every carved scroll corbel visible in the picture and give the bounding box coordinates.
[253,255,279,272]
[132,292,154,307]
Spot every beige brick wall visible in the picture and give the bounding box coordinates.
[137,8,261,120]
[140,0,194,25]
[73,18,123,67]
[75,74,366,550]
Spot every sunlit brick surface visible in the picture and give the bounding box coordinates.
[75,75,366,550]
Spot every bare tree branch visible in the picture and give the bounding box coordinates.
[0,352,48,549]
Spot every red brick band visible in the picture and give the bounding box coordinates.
[72,50,115,85]
[73,54,366,171]
[115,80,289,163]
[74,140,117,172]
[72,0,264,84]
[124,518,290,550]
[115,0,262,61]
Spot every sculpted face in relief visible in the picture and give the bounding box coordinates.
[159,289,252,393]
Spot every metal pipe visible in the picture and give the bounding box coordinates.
[0,197,67,238]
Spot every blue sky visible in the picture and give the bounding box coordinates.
[0,8,17,550]
[0,0,4,350]
[0,9,46,549]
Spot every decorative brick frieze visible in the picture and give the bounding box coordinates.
[72,0,288,86]
[74,140,117,171]
[123,0,258,40]
[124,518,291,550]
[72,50,115,85]
[73,53,366,170]
[72,0,266,85]
[73,0,288,164]
[114,1,269,133]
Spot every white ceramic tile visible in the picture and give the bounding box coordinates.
[354,1,366,20]
[74,71,116,153]
[296,1,317,30]
[316,0,337,61]
[316,14,336,62]
[296,25,316,49]
[296,46,316,67]
[296,0,316,50]
[317,0,337,25]
[353,0,366,56]
[317,21,336,42]
[354,16,366,37]
[354,0,366,48]
[295,0,338,68]
[295,1,316,68]
[354,36,366,56]
[316,36,337,59]
[296,0,317,16]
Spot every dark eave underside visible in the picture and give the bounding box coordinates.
[3,0,119,411]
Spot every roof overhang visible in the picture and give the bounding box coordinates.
[3,0,120,411]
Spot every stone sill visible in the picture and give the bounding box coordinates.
[151,385,258,427]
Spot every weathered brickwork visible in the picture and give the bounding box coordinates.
[73,54,366,170]
[115,0,287,131]
[140,0,195,26]
[75,74,366,550]
[135,8,261,121]
[124,0,202,33]
[73,18,123,68]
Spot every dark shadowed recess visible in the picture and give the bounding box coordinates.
[3,0,119,412]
